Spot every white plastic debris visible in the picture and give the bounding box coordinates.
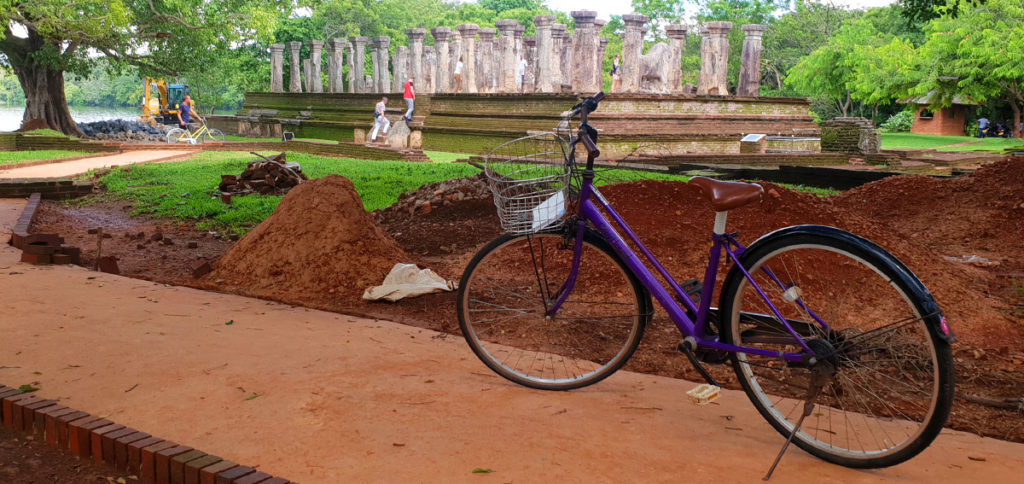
[362,263,458,302]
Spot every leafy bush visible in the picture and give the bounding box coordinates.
[880,110,915,132]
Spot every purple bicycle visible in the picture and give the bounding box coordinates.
[457,93,955,472]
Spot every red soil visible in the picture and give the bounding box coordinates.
[203,175,408,311]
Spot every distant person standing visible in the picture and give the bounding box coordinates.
[403,78,415,122]
[370,96,390,143]
[610,55,621,92]
[176,95,201,128]
[978,117,989,138]
[454,57,464,94]
[517,54,527,91]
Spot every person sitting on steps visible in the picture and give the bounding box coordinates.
[370,96,390,143]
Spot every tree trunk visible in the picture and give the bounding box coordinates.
[1,25,84,137]
[12,57,83,136]
[1011,101,1021,140]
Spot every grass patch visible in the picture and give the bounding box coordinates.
[20,129,69,138]
[424,151,473,163]
[881,133,1024,152]
[0,150,92,165]
[98,151,480,234]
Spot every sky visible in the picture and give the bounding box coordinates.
[542,0,898,21]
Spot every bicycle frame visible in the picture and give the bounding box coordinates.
[547,107,814,364]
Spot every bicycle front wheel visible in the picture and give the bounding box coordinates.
[199,128,226,143]
[720,226,954,468]
[458,232,649,391]
[165,128,188,144]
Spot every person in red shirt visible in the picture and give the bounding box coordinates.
[402,78,415,122]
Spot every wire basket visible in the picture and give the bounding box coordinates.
[484,133,571,235]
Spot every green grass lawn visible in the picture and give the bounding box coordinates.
[96,151,481,234]
[0,150,91,165]
[881,132,1024,152]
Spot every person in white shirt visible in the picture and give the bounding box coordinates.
[454,56,464,94]
[517,55,527,91]
[370,96,390,142]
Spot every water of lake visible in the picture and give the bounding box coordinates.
[0,106,140,132]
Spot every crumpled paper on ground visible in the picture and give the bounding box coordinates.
[362,263,458,302]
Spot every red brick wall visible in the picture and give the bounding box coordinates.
[910,106,966,136]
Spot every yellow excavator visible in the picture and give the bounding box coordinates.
[139,77,190,126]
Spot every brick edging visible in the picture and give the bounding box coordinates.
[9,192,41,249]
[0,384,294,483]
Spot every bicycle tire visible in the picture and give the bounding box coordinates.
[719,225,954,468]
[165,128,188,144]
[458,231,651,391]
[199,128,226,143]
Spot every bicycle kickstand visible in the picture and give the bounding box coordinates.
[762,360,834,481]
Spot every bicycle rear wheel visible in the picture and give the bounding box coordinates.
[165,128,188,144]
[720,226,954,468]
[457,231,650,391]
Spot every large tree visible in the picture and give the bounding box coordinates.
[0,0,282,135]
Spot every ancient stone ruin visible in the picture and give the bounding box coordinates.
[266,11,769,97]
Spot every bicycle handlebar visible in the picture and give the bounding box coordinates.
[567,92,605,168]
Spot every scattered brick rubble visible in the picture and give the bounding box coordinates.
[218,152,308,196]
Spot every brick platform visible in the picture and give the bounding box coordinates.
[0,384,295,484]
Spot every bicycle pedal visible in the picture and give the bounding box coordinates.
[681,278,703,298]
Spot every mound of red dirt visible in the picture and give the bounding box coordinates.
[207,175,408,310]
[597,173,1021,350]
[836,157,1024,271]
[374,172,500,257]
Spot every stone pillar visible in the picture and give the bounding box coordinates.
[550,24,566,92]
[594,19,607,92]
[288,41,303,93]
[308,40,324,93]
[621,14,648,93]
[571,10,598,93]
[557,25,572,92]
[496,20,518,93]
[432,27,452,94]
[522,36,536,92]
[533,15,555,93]
[424,46,436,93]
[372,36,390,93]
[697,21,732,96]
[514,25,525,66]
[476,28,496,93]
[738,24,768,97]
[270,44,285,93]
[303,58,312,92]
[457,24,479,93]
[665,25,688,94]
[351,36,369,93]
[406,28,426,87]
[331,38,347,93]
[325,41,337,93]
[393,46,408,93]
[345,41,355,93]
